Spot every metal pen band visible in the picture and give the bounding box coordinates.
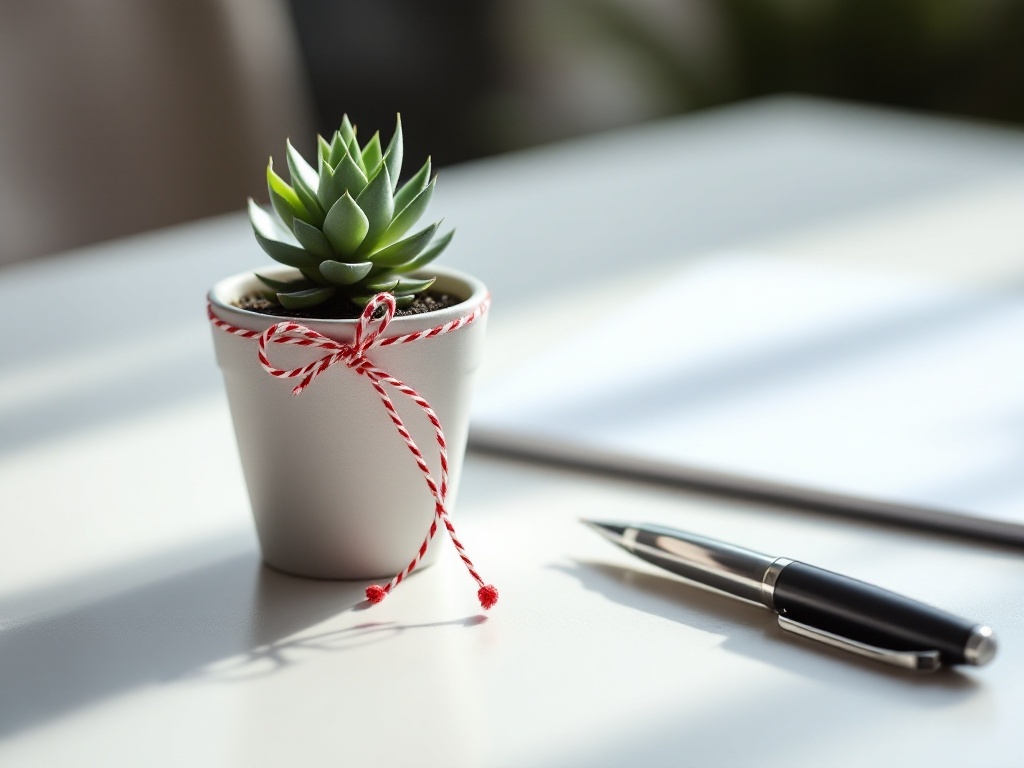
[759,557,793,612]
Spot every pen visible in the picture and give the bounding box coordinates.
[583,520,997,671]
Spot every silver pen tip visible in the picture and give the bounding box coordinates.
[580,519,629,538]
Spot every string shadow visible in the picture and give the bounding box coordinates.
[186,613,488,683]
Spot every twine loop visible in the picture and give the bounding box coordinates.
[254,293,397,395]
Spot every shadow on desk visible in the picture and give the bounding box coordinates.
[0,538,479,739]
[0,344,218,460]
[182,593,486,684]
[554,559,983,694]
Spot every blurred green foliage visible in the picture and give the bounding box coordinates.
[581,0,1024,125]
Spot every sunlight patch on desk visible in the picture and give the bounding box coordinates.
[0,397,249,600]
[0,324,209,414]
[473,254,1024,539]
[756,173,1024,287]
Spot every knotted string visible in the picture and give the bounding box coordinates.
[208,292,497,609]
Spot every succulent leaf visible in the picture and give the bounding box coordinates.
[255,237,323,272]
[393,157,431,214]
[364,277,399,292]
[395,295,417,308]
[354,165,394,251]
[381,177,435,247]
[391,229,454,274]
[368,222,438,267]
[267,160,312,230]
[348,137,367,173]
[277,285,337,309]
[286,141,325,225]
[248,198,295,243]
[255,272,313,293]
[328,131,349,169]
[300,267,329,285]
[334,153,370,201]
[292,218,336,259]
[322,192,370,256]
[383,115,403,192]
[318,152,368,211]
[250,200,323,273]
[287,140,319,190]
[394,276,436,294]
[339,115,357,147]
[319,260,373,285]
[361,132,383,175]
[315,162,338,209]
[290,183,325,228]
[254,233,322,272]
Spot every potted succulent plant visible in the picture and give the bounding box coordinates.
[207,115,496,608]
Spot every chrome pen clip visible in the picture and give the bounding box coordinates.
[777,616,942,672]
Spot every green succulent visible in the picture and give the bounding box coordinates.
[248,114,453,310]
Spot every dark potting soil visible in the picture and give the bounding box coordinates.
[234,290,461,320]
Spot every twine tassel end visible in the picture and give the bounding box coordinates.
[365,584,387,604]
[477,584,499,610]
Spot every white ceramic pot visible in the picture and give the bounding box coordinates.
[208,265,488,579]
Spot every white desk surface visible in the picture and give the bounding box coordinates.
[2,97,1024,767]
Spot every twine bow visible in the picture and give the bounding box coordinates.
[208,293,497,610]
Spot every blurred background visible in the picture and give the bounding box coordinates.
[2,0,1024,267]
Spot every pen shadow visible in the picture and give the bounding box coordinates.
[0,538,484,740]
[554,559,983,697]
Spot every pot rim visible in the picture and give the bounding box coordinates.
[208,264,488,337]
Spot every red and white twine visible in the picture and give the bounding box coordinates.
[207,293,497,610]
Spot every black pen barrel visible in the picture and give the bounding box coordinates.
[772,562,978,664]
